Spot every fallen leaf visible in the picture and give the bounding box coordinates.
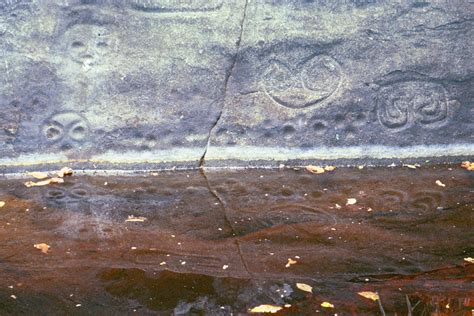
[402,164,418,169]
[34,243,50,254]
[57,167,73,178]
[435,180,446,187]
[461,161,474,171]
[27,171,49,179]
[0,201,5,208]
[285,258,297,268]
[358,291,380,301]
[125,215,147,222]
[296,283,313,293]
[464,257,474,264]
[324,166,336,171]
[249,304,283,314]
[346,198,357,205]
[306,165,325,174]
[24,177,64,188]
[321,302,334,308]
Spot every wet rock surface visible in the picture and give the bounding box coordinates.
[0,1,473,170]
[0,166,472,314]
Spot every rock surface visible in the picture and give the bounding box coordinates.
[0,1,473,171]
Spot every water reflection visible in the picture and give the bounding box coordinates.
[0,166,472,314]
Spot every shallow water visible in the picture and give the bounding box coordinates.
[0,166,473,315]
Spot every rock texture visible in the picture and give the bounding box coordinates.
[0,1,473,171]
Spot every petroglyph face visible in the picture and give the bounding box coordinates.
[64,24,115,67]
[42,111,90,152]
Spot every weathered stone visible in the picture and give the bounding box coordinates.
[0,1,473,172]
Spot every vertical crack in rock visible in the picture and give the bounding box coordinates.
[199,168,252,276]
[199,0,249,168]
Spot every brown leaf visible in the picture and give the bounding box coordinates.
[296,283,313,293]
[24,177,64,188]
[27,171,49,179]
[306,165,325,174]
[461,161,474,171]
[249,304,283,313]
[57,167,73,178]
[34,243,50,254]
[358,291,380,301]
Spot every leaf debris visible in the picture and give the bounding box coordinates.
[435,180,446,187]
[464,257,474,264]
[0,201,5,208]
[34,243,50,254]
[346,198,357,205]
[461,161,474,171]
[321,302,334,308]
[27,171,49,179]
[285,258,297,268]
[249,304,283,313]
[358,291,380,301]
[125,215,147,222]
[296,283,313,293]
[25,177,64,188]
[57,167,73,178]
[306,165,336,174]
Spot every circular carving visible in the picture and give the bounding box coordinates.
[42,111,90,150]
[377,81,449,131]
[262,55,342,109]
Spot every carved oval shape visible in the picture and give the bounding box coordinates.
[262,55,342,109]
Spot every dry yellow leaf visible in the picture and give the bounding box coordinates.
[0,201,5,208]
[125,215,147,222]
[461,161,474,171]
[402,164,418,169]
[306,165,325,174]
[249,304,282,313]
[25,177,64,188]
[296,283,313,293]
[324,166,336,171]
[57,167,73,178]
[358,291,379,301]
[346,198,357,205]
[285,258,297,268]
[435,180,446,187]
[34,243,50,254]
[27,171,49,179]
[321,302,334,308]
[464,257,474,264]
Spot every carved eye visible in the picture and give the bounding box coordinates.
[69,123,87,141]
[262,61,294,92]
[300,56,341,95]
[97,41,108,48]
[71,41,85,48]
[44,122,63,141]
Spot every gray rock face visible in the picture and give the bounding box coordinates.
[0,0,473,172]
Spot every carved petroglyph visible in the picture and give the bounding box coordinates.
[62,24,116,68]
[130,0,223,13]
[262,55,342,109]
[42,111,90,151]
[376,81,449,130]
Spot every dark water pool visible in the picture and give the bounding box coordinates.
[0,166,473,315]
